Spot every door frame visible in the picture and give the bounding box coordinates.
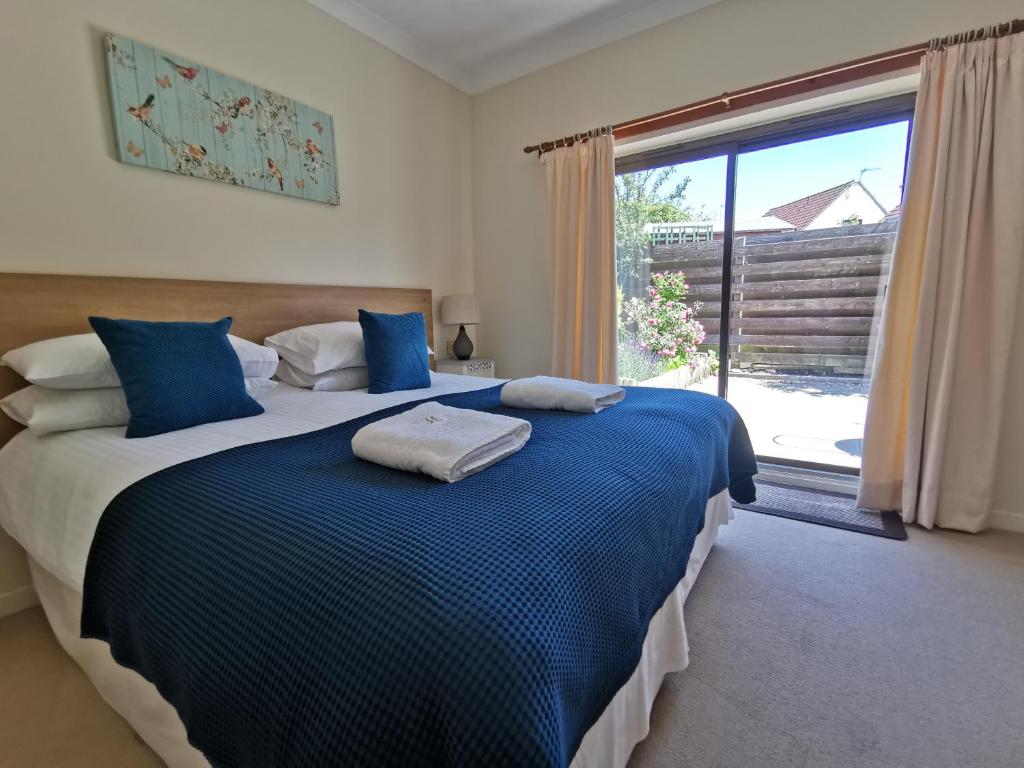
[615,93,916,471]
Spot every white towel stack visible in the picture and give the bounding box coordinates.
[351,401,531,483]
[500,376,626,413]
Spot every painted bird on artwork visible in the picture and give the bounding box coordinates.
[127,94,155,122]
[126,141,144,158]
[227,95,251,119]
[305,138,322,157]
[162,56,199,80]
[312,120,324,135]
[267,158,284,190]
[185,143,207,160]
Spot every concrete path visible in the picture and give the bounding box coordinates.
[690,373,868,468]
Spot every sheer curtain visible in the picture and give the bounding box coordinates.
[857,29,1024,531]
[542,132,617,384]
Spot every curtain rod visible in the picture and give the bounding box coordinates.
[522,18,1022,156]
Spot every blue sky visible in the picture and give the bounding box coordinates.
[656,121,910,226]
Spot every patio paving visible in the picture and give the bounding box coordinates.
[688,373,868,469]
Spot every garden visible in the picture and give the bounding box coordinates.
[618,270,718,388]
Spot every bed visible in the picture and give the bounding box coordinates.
[0,273,756,768]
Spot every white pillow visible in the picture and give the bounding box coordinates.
[264,321,366,375]
[265,321,432,376]
[1,378,278,435]
[2,333,278,389]
[275,359,369,391]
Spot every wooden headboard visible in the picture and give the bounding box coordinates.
[0,273,433,448]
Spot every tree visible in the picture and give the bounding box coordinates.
[615,168,692,282]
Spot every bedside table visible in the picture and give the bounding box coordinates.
[435,358,495,378]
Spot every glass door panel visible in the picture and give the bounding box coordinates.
[727,121,911,470]
[615,155,728,395]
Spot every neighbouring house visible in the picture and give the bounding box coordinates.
[765,180,889,230]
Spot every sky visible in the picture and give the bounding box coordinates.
[649,120,910,228]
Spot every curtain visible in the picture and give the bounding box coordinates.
[857,31,1024,531]
[543,133,617,384]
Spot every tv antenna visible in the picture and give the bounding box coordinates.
[858,167,881,183]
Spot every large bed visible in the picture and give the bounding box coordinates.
[0,274,756,768]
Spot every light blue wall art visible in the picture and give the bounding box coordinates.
[104,33,340,206]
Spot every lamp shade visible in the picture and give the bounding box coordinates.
[440,294,481,326]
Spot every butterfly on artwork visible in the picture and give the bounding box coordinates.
[216,121,230,135]
[295,179,305,189]
[312,120,324,135]
[126,141,144,158]
[156,75,172,89]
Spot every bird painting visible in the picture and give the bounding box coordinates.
[162,56,199,80]
[106,34,339,205]
[267,158,284,190]
[127,94,155,123]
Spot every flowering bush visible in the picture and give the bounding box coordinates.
[623,271,706,367]
[617,334,669,382]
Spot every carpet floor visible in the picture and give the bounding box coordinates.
[0,511,1021,768]
[629,510,1024,768]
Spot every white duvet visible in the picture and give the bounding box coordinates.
[0,373,501,592]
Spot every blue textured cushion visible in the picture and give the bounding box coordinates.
[358,309,431,394]
[89,316,264,438]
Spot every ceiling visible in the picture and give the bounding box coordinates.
[307,0,723,94]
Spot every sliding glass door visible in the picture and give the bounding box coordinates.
[614,95,914,473]
[615,154,727,396]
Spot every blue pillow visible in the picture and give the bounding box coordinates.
[89,316,264,438]
[358,309,431,394]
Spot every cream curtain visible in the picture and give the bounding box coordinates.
[543,133,617,384]
[857,31,1024,531]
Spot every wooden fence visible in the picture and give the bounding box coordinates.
[637,220,898,375]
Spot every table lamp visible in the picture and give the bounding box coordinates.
[440,295,480,360]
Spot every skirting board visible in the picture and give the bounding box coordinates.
[992,509,1024,534]
[0,584,39,618]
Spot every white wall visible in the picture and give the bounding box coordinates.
[470,0,1024,528]
[0,0,475,607]
[806,187,888,231]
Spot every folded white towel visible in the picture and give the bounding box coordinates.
[351,402,531,483]
[500,375,625,413]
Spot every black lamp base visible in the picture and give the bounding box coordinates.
[452,324,474,360]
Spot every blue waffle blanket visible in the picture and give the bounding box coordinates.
[81,384,756,767]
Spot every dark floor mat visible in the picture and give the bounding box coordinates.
[736,482,907,540]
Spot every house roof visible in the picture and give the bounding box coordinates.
[764,181,857,229]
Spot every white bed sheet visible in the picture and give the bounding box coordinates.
[0,372,499,591]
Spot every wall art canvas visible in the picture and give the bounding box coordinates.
[104,33,340,205]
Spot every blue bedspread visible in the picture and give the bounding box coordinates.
[81,384,756,767]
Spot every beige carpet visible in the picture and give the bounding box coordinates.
[1,510,1021,767]
[630,510,1024,768]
